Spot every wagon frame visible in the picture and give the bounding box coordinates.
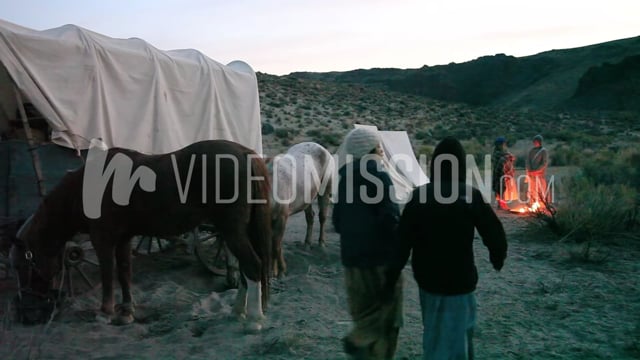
[0,19,261,296]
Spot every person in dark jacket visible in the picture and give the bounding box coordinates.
[386,137,507,360]
[333,127,402,360]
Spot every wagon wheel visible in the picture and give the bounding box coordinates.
[53,237,100,298]
[193,225,239,288]
[132,235,173,255]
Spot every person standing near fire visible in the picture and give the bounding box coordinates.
[492,137,517,210]
[526,134,549,206]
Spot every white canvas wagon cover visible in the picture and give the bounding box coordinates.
[0,19,262,154]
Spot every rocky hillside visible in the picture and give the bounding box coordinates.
[288,36,640,111]
[257,72,640,160]
[567,54,640,111]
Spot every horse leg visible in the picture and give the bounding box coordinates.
[113,238,135,325]
[224,229,265,331]
[91,236,116,322]
[243,273,264,333]
[232,275,248,319]
[272,213,287,277]
[317,192,330,247]
[224,241,241,288]
[303,206,314,248]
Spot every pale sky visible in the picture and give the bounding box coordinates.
[2,0,639,75]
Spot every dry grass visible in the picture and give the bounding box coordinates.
[0,299,50,360]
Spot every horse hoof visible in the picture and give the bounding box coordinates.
[231,306,247,320]
[244,320,263,333]
[112,313,135,326]
[95,313,112,324]
[115,303,135,314]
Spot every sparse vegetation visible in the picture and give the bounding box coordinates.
[261,122,275,135]
[551,175,637,242]
[531,147,640,262]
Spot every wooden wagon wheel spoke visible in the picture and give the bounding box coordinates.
[81,258,98,267]
[198,233,217,242]
[56,240,100,298]
[133,236,170,255]
[134,236,146,253]
[72,266,95,289]
[194,232,227,276]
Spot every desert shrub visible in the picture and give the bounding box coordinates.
[417,145,434,158]
[461,139,489,166]
[268,100,284,108]
[550,144,581,166]
[274,127,298,139]
[261,122,275,135]
[549,129,574,142]
[306,129,322,137]
[451,127,474,140]
[280,137,291,147]
[531,147,640,261]
[430,124,448,139]
[415,130,431,140]
[274,128,289,139]
[581,148,640,190]
[551,174,637,242]
[320,132,342,147]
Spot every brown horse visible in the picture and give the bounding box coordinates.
[267,142,334,277]
[12,140,272,331]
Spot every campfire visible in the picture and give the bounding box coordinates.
[510,201,543,214]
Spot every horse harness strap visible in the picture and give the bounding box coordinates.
[13,242,53,300]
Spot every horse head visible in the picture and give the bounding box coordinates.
[11,201,68,295]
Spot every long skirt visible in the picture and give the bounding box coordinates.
[344,266,403,360]
[419,290,476,360]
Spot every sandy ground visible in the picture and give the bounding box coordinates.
[1,205,640,359]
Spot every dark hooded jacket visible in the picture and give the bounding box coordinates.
[332,156,400,268]
[389,137,507,295]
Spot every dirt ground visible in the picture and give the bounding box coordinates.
[1,204,640,359]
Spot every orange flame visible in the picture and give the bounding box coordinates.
[511,201,544,214]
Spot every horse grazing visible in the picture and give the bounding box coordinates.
[12,140,272,331]
[267,142,334,277]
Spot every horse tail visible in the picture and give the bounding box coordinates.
[248,155,272,309]
[319,147,335,199]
